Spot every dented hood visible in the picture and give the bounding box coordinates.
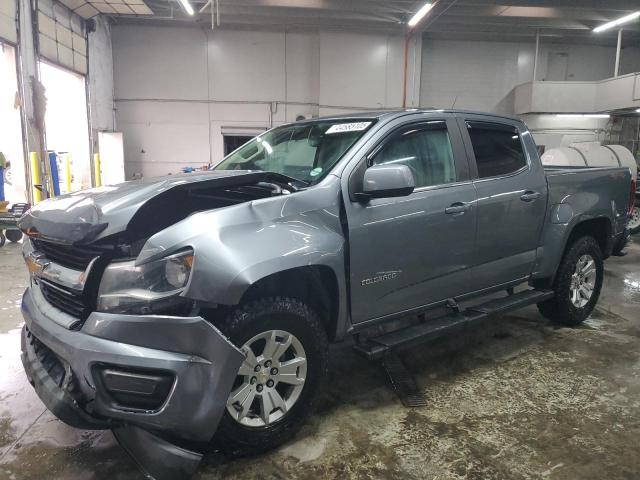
[19,170,294,244]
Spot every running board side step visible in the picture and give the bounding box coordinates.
[353,289,554,361]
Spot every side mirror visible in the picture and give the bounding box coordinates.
[358,164,415,200]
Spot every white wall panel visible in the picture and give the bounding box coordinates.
[38,0,55,17]
[284,32,319,105]
[38,34,58,61]
[117,101,211,178]
[112,23,640,179]
[112,26,208,100]
[319,31,403,109]
[536,44,614,81]
[620,47,640,76]
[515,74,640,114]
[112,25,407,176]
[0,0,17,16]
[208,30,286,102]
[0,15,16,44]
[420,39,533,114]
[72,32,86,52]
[384,35,404,108]
[38,12,56,37]
[56,23,73,48]
[0,0,16,43]
[420,38,634,115]
[73,50,87,74]
[58,43,74,68]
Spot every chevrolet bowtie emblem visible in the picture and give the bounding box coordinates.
[25,252,50,277]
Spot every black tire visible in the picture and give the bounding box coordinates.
[5,230,22,243]
[537,236,603,326]
[611,234,628,256]
[211,296,328,456]
[0,233,5,248]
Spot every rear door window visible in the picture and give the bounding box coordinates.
[466,121,526,178]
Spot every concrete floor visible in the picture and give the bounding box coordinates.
[1,239,639,480]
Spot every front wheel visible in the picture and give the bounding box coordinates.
[211,297,328,456]
[537,236,603,326]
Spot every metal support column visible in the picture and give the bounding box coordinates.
[614,29,622,77]
[533,30,540,81]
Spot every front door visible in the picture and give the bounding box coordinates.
[344,117,478,324]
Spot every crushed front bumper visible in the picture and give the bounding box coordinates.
[20,285,244,479]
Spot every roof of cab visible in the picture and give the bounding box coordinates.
[297,109,523,124]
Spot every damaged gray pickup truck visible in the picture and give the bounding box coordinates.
[18,110,634,479]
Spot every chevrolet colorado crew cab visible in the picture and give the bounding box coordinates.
[19,110,633,479]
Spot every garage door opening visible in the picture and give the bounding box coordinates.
[0,42,26,203]
[39,60,91,193]
[223,135,254,156]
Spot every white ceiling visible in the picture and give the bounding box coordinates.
[107,0,640,46]
[57,0,153,18]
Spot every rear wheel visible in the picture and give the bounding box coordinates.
[537,236,603,326]
[211,297,328,456]
[629,204,640,234]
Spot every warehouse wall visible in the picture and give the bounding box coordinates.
[420,39,535,114]
[419,38,639,149]
[113,25,640,177]
[112,25,416,178]
[419,39,637,115]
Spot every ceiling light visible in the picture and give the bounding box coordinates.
[408,2,433,28]
[177,0,195,15]
[636,109,640,113]
[556,114,610,119]
[593,11,640,33]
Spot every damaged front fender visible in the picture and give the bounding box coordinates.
[136,175,350,335]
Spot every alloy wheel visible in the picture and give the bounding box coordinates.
[570,254,596,308]
[629,206,640,231]
[226,329,307,427]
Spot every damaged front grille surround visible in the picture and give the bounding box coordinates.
[32,239,112,271]
[26,238,113,326]
[30,237,197,325]
[39,280,90,325]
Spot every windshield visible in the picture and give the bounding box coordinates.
[213,119,375,184]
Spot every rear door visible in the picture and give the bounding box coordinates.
[344,116,478,324]
[458,115,547,289]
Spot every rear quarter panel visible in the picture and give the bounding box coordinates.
[533,166,631,279]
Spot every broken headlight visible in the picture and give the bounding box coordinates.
[97,249,194,314]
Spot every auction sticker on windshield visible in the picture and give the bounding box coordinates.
[326,122,371,134]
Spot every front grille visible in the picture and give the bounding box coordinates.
[32,239,108,271]
[40,280,89,321]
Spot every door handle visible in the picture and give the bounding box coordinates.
[520,191,541,202]
[445,202,470,215]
